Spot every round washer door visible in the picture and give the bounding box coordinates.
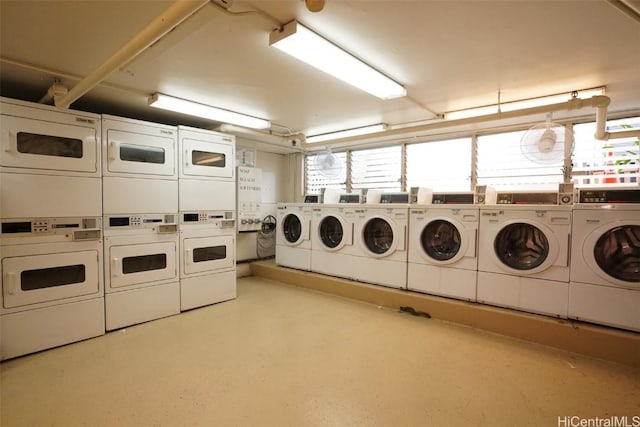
[583,222,640,288]
[419,217,469,265]
[318,215,347,251]
[361,216,399,258]
[281,213,304,246]
[490,220,559,275]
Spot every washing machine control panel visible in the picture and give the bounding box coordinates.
[577,188,640,204]
[495,192,558,205]
[380,193,409,203]
[432,192,474,204]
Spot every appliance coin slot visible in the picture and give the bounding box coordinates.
[52,223,79,229]
[73,230,101,241]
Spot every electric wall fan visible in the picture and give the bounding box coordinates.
[520,113,573,164]
[313,147,342,178]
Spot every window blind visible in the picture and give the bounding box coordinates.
[350,146,402,191]
[406,138,472,191]
[572,117,639,187]
[476,130,564,190]
[304,151,347,194]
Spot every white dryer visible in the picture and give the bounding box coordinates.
[276,203,313,271]
[179,210,236,311]
[352,193,410,289]
[0,216,104,360]
[1,97,102,219]
[477,191,572,317]
[178,126,236,213]
[101,115,178,216]
[407,192,479,301]
[569,187,640,332]
[311,193,362,279]
[103,214,180,331]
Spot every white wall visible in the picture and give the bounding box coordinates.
[236,142,299,263]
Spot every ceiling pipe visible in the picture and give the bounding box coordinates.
[217,123,306,146]
[595,96,640,139]
[301,95,639,148]
[55,0,210,109]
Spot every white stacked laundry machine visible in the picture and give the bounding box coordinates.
[178,126,236,311]
[0,97,105,360]
[101,115,180,330]
[477,186,573,317]
[569,187,640,332]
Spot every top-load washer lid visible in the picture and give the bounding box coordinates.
[319,215,343,249]
[363,217,394,255]
[421,220,461,261]
[593,225,640,283]
[282,213,303,244]
[494,222,549,270]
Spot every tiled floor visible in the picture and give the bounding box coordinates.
[1,276,639,426]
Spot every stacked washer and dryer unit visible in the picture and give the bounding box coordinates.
[101,115,180,331]
[178,126,236,311]
[0,98,105,360]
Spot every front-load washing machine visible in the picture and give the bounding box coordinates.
[352,193,410,289]
[569,187,640,332]
[311,193,362,279]
[477,190,572,317]
[276,203,313,271]
[407,192,479,301]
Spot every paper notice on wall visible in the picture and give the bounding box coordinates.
[237,166,262,231]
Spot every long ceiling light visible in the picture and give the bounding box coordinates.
[306,123,388,144]
[269,20,406,100]
[444,87,606,120]
[148,93,271,129]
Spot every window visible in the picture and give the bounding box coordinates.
[476,130,564,190]
[305,151,347,194]
[572,117,639,186]
[351,146,401,191]
[301,115,639,194]
[406,138,472,191]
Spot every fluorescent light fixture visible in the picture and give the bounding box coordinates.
[270,20,406,100]
[444,87,606,120]
[148,93,270,129]
[306,123,388,144]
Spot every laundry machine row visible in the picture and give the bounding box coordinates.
[0,97,239,359]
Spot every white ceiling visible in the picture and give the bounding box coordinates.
[1,0,639,153]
